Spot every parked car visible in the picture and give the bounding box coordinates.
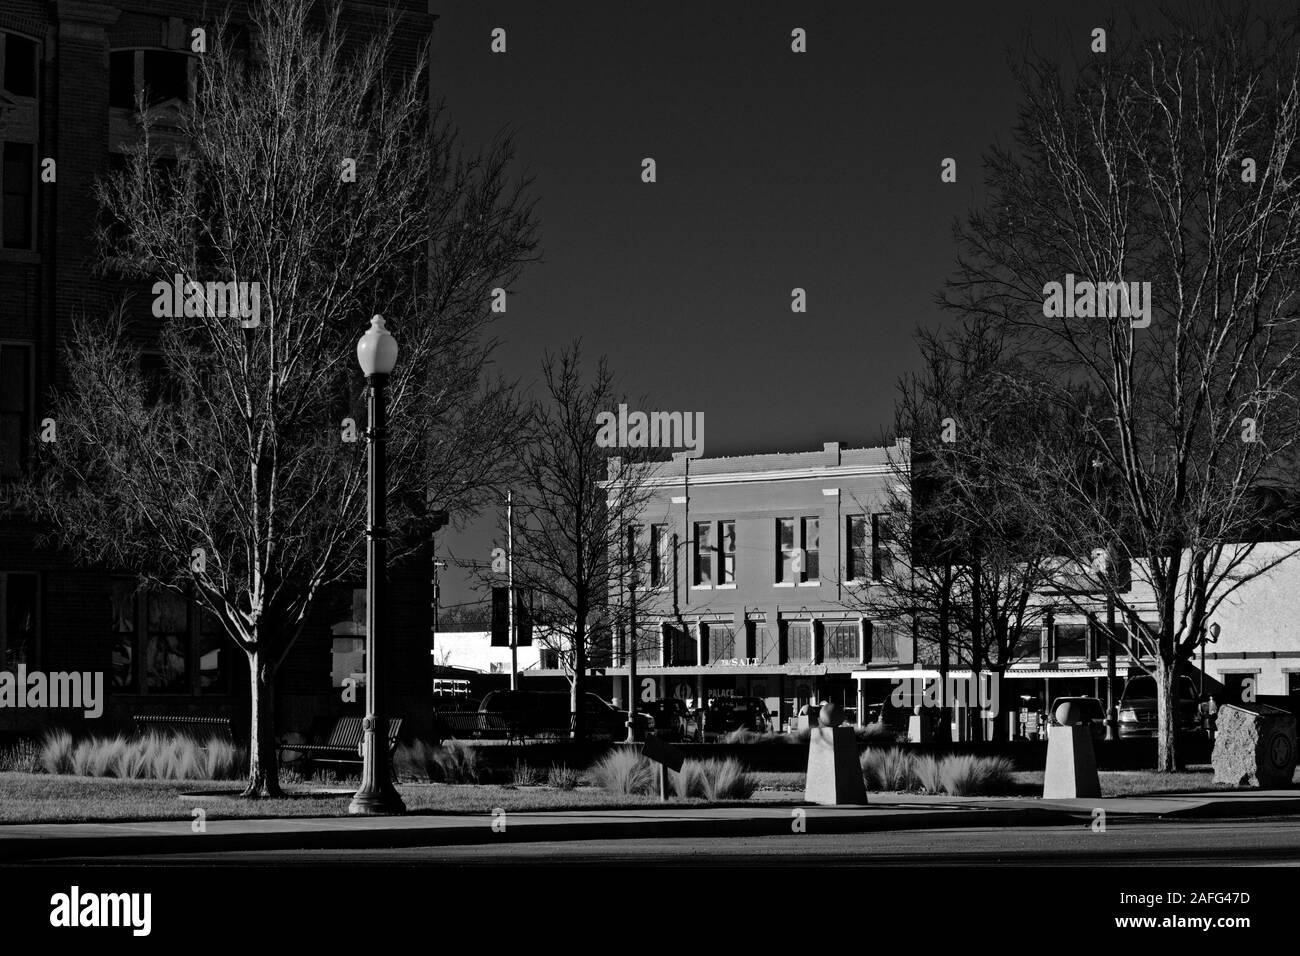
[1048,696,1107,740]
[700,696,770,739]
[1117,675,1200,739]
[478,690,654,740]
[641,698,690,741]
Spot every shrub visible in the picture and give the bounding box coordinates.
[674,757,756,800]
[434,740,481,784]
[38,732,245,781]
[591,747,655,795]
[860,747,914,791]
[911,754,943,794]
[511,760,542,786]
[855,722,894,744]
[546,764,580,790]
[939,754,1015,796]
[42,730,75,775]
[0,738,42,773]
[393,739,441,782]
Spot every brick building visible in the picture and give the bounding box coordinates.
[520,442,916,728]
[0,0,439,742]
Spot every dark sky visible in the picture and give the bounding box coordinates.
[422,0,1161,606]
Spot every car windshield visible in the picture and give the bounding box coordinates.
[1122,677,1197,701]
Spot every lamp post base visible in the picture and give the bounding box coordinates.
[348,783,406,816]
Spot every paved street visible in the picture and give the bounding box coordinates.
[22,816,1300,866]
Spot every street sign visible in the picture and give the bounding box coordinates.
[641,734,685,772]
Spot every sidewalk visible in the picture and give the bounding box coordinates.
[3,789,1299,861]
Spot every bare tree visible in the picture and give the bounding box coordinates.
[503,345,664,739]
[947,2,1300,769]
[852,321,1061,740]
[10,0,536,795]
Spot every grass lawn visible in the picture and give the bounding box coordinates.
[0,772,702,825]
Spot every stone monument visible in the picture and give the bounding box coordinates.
[1212,702,1297,788]
[1042,699,1101,799]
[804,702,868,805]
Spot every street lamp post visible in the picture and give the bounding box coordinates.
[350,315,406,816]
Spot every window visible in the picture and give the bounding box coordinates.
[666,623,693,667]
[847,515,869,581]
[0,344,31,478]
[870,624,899,662]
[801,518,819,582]
[649,523,669,588]
[1,572,38,671]
[1012,627,1041,662]
[109,49,193,109]
[777,518,797,583]
[871,513,894,580]
[824,622,860,665]
[708,623,736,662]
[331,588,366,688]
[719,520,736,585]
[145,589,189,693]
[777,517,819,584]
[1053,623,1089,660]
[786,622,813,663]
[693,521,712,586]
[752,622,779,663]
[1,33,37,99]
[2,142,34,250]
[114,581,228,695]
[635,625,659,666]
[110,579,137,692]
[198,607,228,694]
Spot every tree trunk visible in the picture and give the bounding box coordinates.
[242,649,283,798]
[936,575,952,743]
[1155,655,1180,772]
[987,669,1007,742]
[571,625,587,741]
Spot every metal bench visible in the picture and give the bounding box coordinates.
[278,716,403,770]
[133,713,234,743]
[436,711,517,741]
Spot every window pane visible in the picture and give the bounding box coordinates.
[109,51,135,108]
[707,623,735,662]
[871,514,893,579]
[635,626,659,666]
[693,521,712,585]
[753,623,779,663]
[142,51,189,104]
[110,580,137,692]
[3,142,34,249]
[870,625,898,662]
[824,623,858,664]
[719,521,735,584]
[666,623,693,666]
[848,516,868,579]
[777,518,795,583]
[4,573,37,669]
[787,622,813,662]
[199,608,227,694]
[145,590,188,692]
[1054,624,1088,659]
[803,518,819,580]
[3,35,37,98]
[1013,627,1041,661]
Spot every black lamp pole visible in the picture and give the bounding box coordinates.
[351,317,405,816]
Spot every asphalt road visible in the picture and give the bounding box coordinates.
[23,816,1300,866]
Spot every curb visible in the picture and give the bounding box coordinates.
[0,806,1073,861]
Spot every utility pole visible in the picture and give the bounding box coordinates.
[626,527,639,743]
[507,489,517,691]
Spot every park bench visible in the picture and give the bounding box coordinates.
[133,713,234,744]
[278,715,403,771]
[436,711,517,741]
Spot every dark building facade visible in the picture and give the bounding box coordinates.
[0,0,438,742]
